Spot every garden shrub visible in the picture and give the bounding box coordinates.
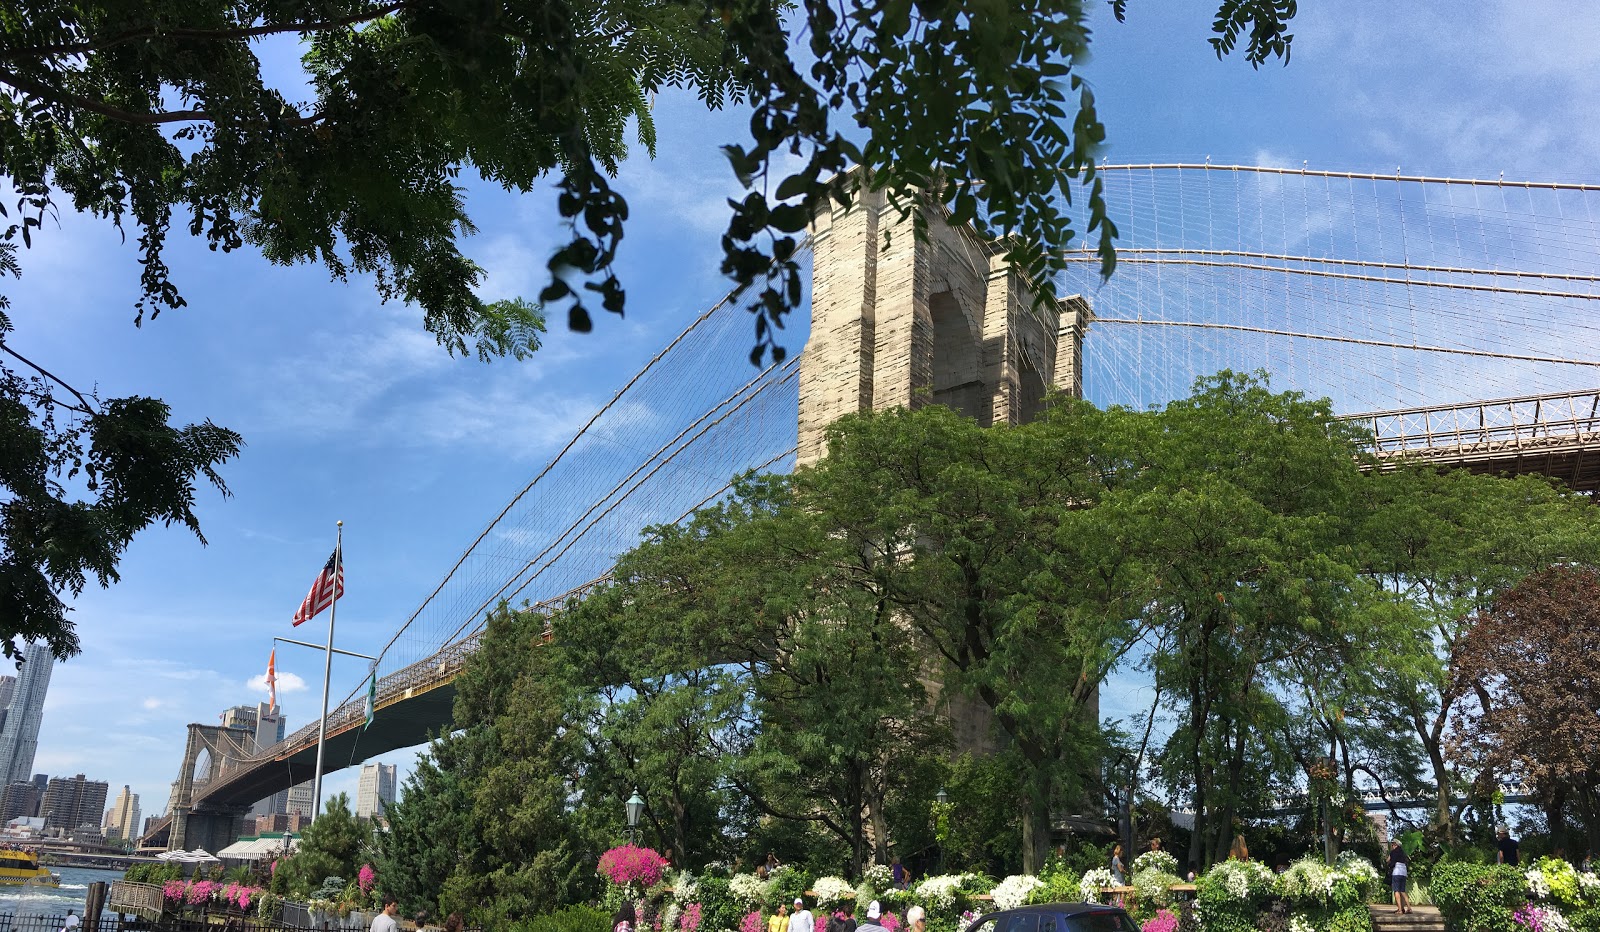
[769,867,812,911]
[1197,860,1281,932]
[697,875,744,932]
[513,906,611,932]
[1567,905,1600,932]
[1429,861,1528,932]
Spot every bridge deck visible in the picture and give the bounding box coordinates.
[1346,387,1600,491]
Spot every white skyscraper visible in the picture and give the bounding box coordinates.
[355,763,396,820]
[105,785,140,842]
[0,643,54,788]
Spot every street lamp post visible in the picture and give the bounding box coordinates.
[626,791,645,845]
[934,787,950,873]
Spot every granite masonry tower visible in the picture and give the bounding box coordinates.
[798,187,1093,466]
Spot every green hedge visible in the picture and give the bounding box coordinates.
[511,905,612,932]
[1428,861,1527,932]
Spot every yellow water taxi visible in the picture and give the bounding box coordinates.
[0,850,59,887]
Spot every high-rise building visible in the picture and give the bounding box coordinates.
[104,785,140,842]
[219,703,290,817]
[0,781,39,824]
[355,762,396,820]
[41,774,109,833]
[0,644,54,787]
[0,675,16,730]
[286,780,315,818]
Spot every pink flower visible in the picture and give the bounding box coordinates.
[741,912,765,932]
[681,904,703,932]
[881,916,901,932]
[1143,911,1179,932]
[162,881,187,902]
[359,864,377,894]
[598,845,668,887]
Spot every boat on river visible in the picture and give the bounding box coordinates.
[0,850,59,887]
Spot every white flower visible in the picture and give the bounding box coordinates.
[1538,907,1572,932]
[663,904,682,932]
[1133,851,1181,876]
[914,874,972,914]
[990,876,1044,911]
[1288,914,1315,932]
[1577,871,1599,894]
[1528,869,1552,899]
[1205,861,1273,901]
[1079,869,1118,903]
[862,864,894,892]
[730,873,770,909]
[1133,870,1181,908]
[813,877,857,910]
[674,873,701,906]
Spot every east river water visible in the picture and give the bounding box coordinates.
[0,866,126,923]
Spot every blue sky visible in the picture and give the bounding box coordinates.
[7,1,1600,823]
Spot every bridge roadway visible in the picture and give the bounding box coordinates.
[142,388,1600,849]
[139,578,603,849]
[1347,387,1600,492]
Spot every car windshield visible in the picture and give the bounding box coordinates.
[1064,913,1141,932]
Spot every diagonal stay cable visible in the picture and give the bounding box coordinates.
[438,356,802,648]
[497,363,801,610]
[365,264,801,673]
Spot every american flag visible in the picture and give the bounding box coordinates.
[293,549,344,625]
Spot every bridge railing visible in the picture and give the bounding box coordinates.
[1346,388,1600,458]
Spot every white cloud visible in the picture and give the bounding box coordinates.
[142,697,165,710]
[248,670,308,694]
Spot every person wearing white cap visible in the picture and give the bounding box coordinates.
[790,899,814,932]
[857,902,888,932]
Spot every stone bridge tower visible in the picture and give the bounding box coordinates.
[799,188,1096,755]
[167,722,254,852]
[798,188,1093,465]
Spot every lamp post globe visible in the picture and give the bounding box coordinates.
[626,790,645,843]
[935,787,949,806]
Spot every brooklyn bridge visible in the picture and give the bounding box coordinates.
[142,164,1600,852]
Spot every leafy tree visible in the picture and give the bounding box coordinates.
[1449,565,1600,855]
[799,401,1154,871]
[277,792,368,899]
[1354,466,1600,839]
[438,605,602,924]
[0,0,1295,352]
[0,270,241,659]
[1127,372,1374,869]
[370,740,478,916]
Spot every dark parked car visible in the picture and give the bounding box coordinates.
[965,904,1141,932]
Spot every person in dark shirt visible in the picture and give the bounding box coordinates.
[1386,840,1412,914]
[1496,826,1520,866]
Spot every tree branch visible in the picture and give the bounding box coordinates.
[1,3,408,61]
[0,67,325,127]
[0,340,96,414]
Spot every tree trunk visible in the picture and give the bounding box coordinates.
[1021,787,1053,874]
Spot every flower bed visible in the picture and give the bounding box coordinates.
[589,844,1403,932]
[1432,858,1600,932]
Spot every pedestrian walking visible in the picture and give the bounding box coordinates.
[1386,840,1411,915]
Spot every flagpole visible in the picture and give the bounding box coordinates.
[311,520,342,824]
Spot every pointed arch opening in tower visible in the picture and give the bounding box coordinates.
[928,290,988,424]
